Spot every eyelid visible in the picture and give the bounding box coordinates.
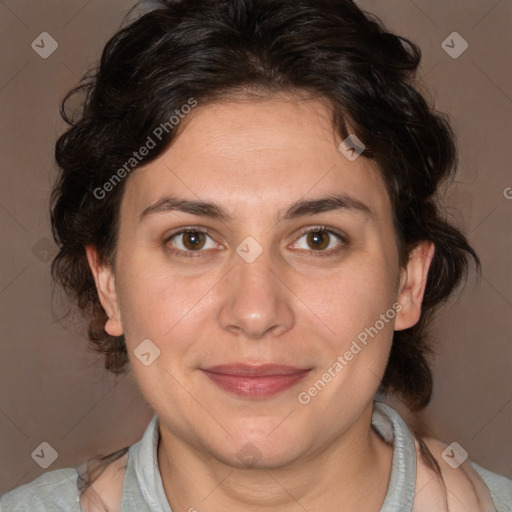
[164,226,222,256]
[293,225,348,242]
[288,225,347,255]
[164,225,217,241]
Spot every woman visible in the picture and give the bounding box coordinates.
[2,0,510,510]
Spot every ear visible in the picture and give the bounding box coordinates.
[85,245,123,337]
[394,241,435,331]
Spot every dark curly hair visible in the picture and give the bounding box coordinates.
[51,0,479,418]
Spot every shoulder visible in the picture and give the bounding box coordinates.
[468,460,512,512]
[0,468,81,512]
[412,436,510,512]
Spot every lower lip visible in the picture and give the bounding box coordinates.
[200,370,311,398]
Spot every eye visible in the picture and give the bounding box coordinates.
[165,229,220,256]
[290,227,346,256]
[164,226,346,259]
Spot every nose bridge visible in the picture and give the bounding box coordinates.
[217,243,294,339]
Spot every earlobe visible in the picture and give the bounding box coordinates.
[394,241,435,331]
[85,245,124,337]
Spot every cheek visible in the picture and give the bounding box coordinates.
[301,254,398,337]
[115,251,220,354]
[298,251,399,394]
[299,266,398,410]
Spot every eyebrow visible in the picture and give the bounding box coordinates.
[139,194,373,224]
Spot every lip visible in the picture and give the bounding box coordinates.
[200,364,311,398]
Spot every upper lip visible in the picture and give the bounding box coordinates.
[201,364,311,377]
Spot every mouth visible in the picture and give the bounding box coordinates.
[199,364,312,398]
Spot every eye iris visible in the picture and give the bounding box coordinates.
[307,230,329,250]
[183,231,206,250]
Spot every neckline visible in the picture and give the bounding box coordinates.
[124,401,417,511]
[372,402,417,511]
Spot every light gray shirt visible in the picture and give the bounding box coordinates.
[1,402,511,511]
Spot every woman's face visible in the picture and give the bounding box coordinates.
[88,94,431,468]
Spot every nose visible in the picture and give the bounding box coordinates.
[217,248,295,340]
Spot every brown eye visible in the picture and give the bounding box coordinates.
[306,230,330,250]
[182,231,206,250]
[165,229,218,256]
[290,227,346,257]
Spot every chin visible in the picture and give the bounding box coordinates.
[205,429,307,470]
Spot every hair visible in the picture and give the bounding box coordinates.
[51,0,480,483]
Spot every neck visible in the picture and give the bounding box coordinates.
[157,402,393,512]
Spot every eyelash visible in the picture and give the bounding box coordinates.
[163,225,347,259]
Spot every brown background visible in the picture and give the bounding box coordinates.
[0,0,510,494]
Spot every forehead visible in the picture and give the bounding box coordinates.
[121,94,392,224]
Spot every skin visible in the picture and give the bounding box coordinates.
[86,93,440,511]
[78,440,496,512]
